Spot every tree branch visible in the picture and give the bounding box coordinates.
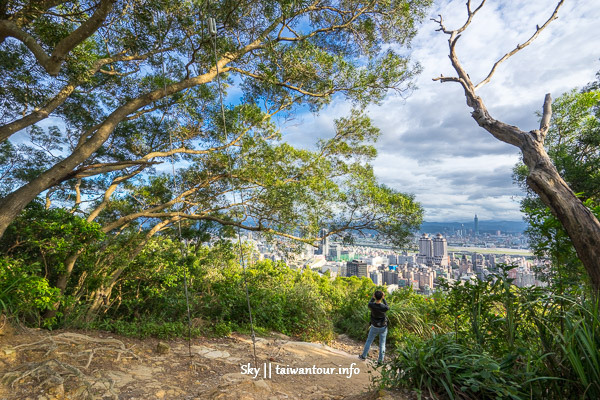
[0,0,116,76]
[87,165,147,222]
[474,0,564,90]
[229,67,336,98]
[0,47,174,142]
[539,93,553,137]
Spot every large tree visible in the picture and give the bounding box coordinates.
[514,86,600,287]
[432,0,600,293]
[0,0,431,237]
[1,106,424,318]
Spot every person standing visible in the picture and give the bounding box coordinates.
[359,290,389,365]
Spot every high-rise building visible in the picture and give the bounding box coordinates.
[383,270,399,285]
[432,233,449,266]
[415,271,434,289]
[346,259,368,278]
[418,233,433,265]
[340,264,347,277]
[370,271,383,285]
[328,245,341,261]
[472,252,484,266]
[318,228,329,256]
[398,254,416,264]
[474,214,479,235]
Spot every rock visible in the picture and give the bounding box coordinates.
[204,350,230,359]
[2,347,15,355]
[156,389,166,398]
[156,342,170,354]
[270,332,290,340]
[253,379,271,393]
[191,345,214,355]
[222,372,252,382]
[376,389,394,399]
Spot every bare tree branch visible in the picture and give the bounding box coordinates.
[474,0,564,90]
[539,93,552,136]
[432,0,600,293]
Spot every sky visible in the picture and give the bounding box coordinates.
[281,0,600,222]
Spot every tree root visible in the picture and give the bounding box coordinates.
[11,332,139,366]
[2,332,136,399]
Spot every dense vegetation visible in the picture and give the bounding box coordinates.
[378,272,600,399]
[2,209,599,399]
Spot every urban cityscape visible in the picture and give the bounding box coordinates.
[248,215,546,295]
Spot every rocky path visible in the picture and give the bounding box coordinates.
[0,325,414,400]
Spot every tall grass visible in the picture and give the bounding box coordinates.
[387,301,431,339]
[378,274,600,399]
[557,296,600,398]
[381,333,522,400]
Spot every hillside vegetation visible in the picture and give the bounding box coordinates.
[1,207,599,399]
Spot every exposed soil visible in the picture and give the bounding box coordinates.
[0,323,416,400]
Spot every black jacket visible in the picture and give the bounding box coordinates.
[368,298,389,327]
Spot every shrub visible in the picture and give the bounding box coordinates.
[379,333,523,399]
[0,257,61,326]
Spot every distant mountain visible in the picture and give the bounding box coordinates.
[419,220,527,234]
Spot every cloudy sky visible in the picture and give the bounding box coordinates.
[282,0,600,222]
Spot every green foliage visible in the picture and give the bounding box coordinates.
[382,334,522,400]
[378,269,600,399]
[0,257,61,326]
[0,0,432,241]
[0,202,104,274]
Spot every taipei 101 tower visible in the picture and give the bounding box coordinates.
[474,214,479,235]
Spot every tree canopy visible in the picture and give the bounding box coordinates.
[0,0,431,240]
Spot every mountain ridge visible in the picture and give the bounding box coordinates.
[419,220,527,234]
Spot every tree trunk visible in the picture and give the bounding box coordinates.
[523,143,600,292]
[85,218,173,318]
[432,0,600,292]
[43,249,84,319]
[472,97,600,294]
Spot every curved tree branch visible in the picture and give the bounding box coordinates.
[0,47,174,143]
[474,0,564,90]
[0,0,116,76]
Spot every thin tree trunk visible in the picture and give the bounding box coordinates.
[86,218,175,318]
[43,249,84,319]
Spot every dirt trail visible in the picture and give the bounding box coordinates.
[0,324,413,400]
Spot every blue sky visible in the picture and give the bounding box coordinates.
[281,0,600,222]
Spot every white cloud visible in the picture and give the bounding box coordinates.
[279,0,600,222]
[369,0,600,222]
